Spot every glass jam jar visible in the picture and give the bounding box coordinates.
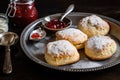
[6,0,38,27]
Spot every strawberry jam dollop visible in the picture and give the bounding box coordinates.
[31,33,42,39]
[45,19,67,29]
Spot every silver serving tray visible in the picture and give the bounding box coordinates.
[20,12,120,72]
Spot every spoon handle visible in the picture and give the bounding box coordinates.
[3,46,12,74]
[60,4,74,21]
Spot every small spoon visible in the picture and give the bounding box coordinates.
[44,16,51,22]
[43,4,74,22]
[60,4,74,21]
[29,27,46,41]
[0,32,19,74]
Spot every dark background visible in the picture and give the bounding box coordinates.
[1,0,120,20]
[0,0,120,80]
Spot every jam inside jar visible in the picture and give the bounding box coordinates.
[6,0,38,27]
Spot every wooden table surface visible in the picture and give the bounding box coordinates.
[0,0,120,80]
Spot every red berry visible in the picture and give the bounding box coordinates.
[46,19,67,29]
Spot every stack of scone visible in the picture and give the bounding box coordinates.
[45,14,117,66]
[45,28,87,66]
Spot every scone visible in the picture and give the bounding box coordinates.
[45,40,80,66]
[56,28,88,49]
[77,15,110,37]
[85,36,117,60]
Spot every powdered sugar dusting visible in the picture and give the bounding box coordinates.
[57,28,87,42]
[81,15,104,27]
[47,40,77,55]
[87,36,112,50]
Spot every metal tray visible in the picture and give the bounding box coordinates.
[20,12,120,72]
